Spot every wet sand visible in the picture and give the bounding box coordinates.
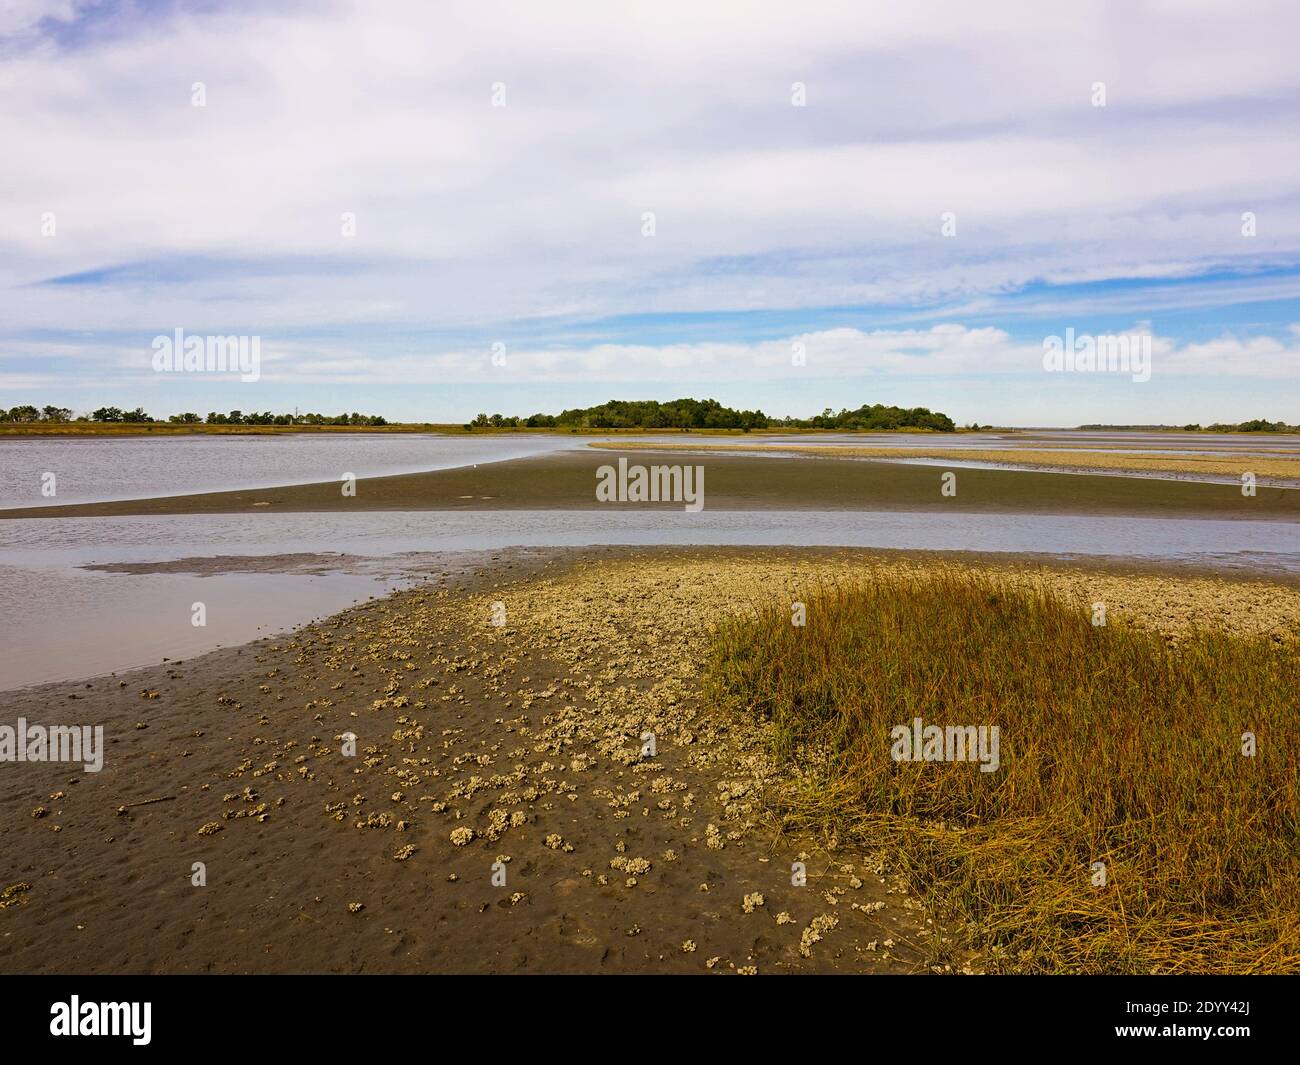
[3,545,1298,975]
[2,449,1295,519]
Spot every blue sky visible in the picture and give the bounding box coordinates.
[2,0,1298,425]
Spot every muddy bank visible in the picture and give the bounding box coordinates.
[3,545,1298,975]
[0,548,941,974]
[2,449,1295,519]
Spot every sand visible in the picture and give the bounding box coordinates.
[3,545,1298,974]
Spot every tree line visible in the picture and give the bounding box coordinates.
[4,397,958,431]
[469,398,957,431]
[1078,419,1298,432]
[0,406,388,426]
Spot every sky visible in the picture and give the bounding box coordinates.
[1,0,1298,426]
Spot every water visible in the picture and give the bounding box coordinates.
[640,431,1300,487]
[0,560,401,688]
[2,431,1296,690]
[0,432,584,508]
[6,430,1294,508]
[0,430,978,508]
[1,508,1296,691]
[869,456,1297,487]
[4,510,1296,565]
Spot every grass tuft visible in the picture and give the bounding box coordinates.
[705,572,1299,973]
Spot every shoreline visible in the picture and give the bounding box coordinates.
[2,542,1298,696]
[588,440,1300,483]
[0,425,988,439]
[0,542,1295,696]
[3,543,1297,974]
[0,546,944,974]
[3,449,1296,520]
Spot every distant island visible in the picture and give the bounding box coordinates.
[467,398,957,432]
[1077,420,1298,432]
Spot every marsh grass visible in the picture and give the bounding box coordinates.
[705,573,1299,973]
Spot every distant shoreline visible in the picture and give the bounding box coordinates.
[3,447,1295,520]
[0,423,977,438]
[2,422,1296,437]
[591,440,1300,482]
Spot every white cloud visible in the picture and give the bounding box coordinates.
[9,323,1290,389]
[0,0,91,36]
[299,326,1299,384]
[1,0,1299,380]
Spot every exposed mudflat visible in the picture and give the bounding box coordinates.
[3,546,1298,973]
[3,449,1296,519]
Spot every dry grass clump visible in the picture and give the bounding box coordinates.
[706,572,1300,973]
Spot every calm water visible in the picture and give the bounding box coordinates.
[1,432,1296,690]
[6,430,1294,508]
[0,433,581,507]
[0,430,989,508]
[1,508,1296,690]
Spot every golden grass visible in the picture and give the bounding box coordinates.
[705,572,1300,973]
[591,440,1300,480]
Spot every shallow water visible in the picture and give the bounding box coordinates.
[6,429,1294,509]
[1,508,1296,690]
[0,432,580,508]
[867,455,1299,487]
[3,431,1297,689]
[0,561,401,688]
[3,509,1296,565]
[0,431,1001,507]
